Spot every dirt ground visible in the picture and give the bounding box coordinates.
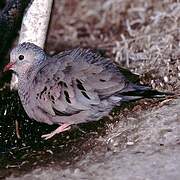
[0,0,180,179]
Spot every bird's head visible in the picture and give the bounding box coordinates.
[4,42,46,76]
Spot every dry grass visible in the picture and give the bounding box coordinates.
[46,0,180,92]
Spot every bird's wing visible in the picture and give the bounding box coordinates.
[30,48,129,117]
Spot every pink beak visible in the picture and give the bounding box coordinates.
[3,62,15,72]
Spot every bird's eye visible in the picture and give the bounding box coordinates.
[18,55,24,60]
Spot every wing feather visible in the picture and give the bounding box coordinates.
[29,48,127,117]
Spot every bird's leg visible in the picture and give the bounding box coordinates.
[41,123,71,140]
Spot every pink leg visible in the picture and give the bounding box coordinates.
[41,123,71,140]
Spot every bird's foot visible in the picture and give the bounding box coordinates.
[41,123,71,140]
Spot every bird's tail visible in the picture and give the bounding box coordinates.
[117,83,173,102]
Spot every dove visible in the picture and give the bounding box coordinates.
[4,42,169,139]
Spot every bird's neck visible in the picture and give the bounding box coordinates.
[18,59,46,95]
[18,65,36,92]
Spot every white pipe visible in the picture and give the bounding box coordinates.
[11,0,53,89]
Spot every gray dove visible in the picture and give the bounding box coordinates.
[4,42,168,139]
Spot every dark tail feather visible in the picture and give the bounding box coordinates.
[118,84,174,102]
[121,89,173,98]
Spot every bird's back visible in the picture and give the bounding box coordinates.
[20,48,160,125]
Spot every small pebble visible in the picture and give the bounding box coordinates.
[127,141,134,146]
[164,76,168,83]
